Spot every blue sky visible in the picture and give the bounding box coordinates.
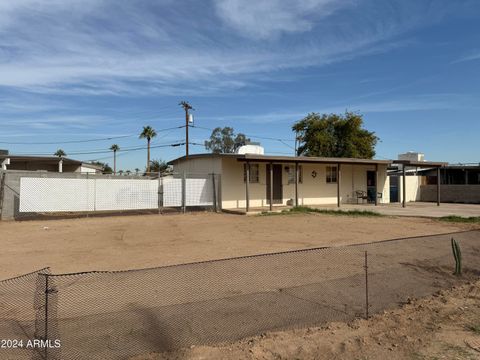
[0,0,479,171]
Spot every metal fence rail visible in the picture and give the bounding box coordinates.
[0,231,479,359]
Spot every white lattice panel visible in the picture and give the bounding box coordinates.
[186,178,213,206]
[162,178,182,207]
[95,179,158,211]
[19,178,95,212]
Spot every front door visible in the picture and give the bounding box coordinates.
[366,170,376,203]
[389,176,399,202]
[266,164,283,204]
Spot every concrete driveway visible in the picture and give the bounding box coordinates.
[315,202,480,218]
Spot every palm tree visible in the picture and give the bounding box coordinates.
[139,126,157,173]
[135,168,140,175]
[54,149,66,158]
[110,144,120,174]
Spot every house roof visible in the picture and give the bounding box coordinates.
[0,155,103,169]
[168,153,392,166]
[0,155,82,164]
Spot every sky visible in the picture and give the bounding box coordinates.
[0,0,479,171]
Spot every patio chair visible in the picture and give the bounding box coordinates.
[355,190,368,204]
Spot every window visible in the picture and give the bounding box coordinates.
[326,166,337,183]
[287,165,303,184]
[243,164,259,183]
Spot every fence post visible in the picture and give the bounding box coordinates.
[86,173,89,219]
[158,173,162,214]
[44,274,50,360]
[0,172,6,218]
[181,171,186,213]
[211,173,217,213]
[364,251,369,320]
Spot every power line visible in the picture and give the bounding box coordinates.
[0,134,134,145]
[14,141,186,157]
[190,125,295,143]
[0,125,185,145]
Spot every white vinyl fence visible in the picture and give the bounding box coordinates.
[19,178,158,212]
[18,175,217,214]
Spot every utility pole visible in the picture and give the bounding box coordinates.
[179,101,193,158]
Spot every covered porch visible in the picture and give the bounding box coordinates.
[237,154,391,213]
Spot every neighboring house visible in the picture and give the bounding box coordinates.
[0,152,103,173]
[418,163,480,204]
[388,152,480,204]
[168,145,393,211]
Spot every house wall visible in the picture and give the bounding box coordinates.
[79,166,98,173]
[220,158,390,209]
[396,175,422,203]
[171,157,222,174]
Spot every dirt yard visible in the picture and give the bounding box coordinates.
[0,212,477,279]
[134,279,480,360]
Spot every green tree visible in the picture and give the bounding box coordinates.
[292,112,378,158]
[139,126,157,173]
[54,149,66,158]
[204,127,250,153]
[149,159,169,174]
[109,144,120,174]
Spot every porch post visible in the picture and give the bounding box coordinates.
[437,167,441,206]
[294,162,299,207]
[374,163,378,206]
[269,162,273,211]
[337,163,341,208]
[402,165,406,208]
[245,162,250,212]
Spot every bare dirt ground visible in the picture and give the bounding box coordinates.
[134,279,480,360]
[0,212,477,279]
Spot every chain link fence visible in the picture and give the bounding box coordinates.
[0,171,221,220]
[0,231,479,359]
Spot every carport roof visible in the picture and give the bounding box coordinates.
[0,155,82,164]
[392,159,447,167]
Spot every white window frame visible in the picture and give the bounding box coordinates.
[243,163,259,183]
[287,165,303,184]
[326,166,337,184]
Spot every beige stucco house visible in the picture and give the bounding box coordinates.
[169,153,393,211]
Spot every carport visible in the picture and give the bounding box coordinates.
[392,160,447,207]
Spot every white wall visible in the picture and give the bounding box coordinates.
[79,166,98,173]
[398,174,422,202]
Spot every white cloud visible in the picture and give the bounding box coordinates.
[213,0,351,40]
[0,0,459,96]
[452,51,480,64]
